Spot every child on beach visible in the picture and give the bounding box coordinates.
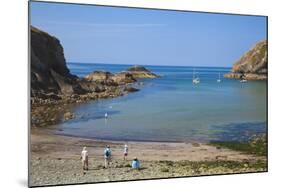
[131,157,140,170]
[104,145,112,168]
[123,144,128,160]
[80,147,88,171]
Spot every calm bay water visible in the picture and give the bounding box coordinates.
[54,62,267,142]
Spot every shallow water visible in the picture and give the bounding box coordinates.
[54,63,267,142]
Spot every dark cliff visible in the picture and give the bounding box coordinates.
[30,26,158,107]
[31,26,85,96]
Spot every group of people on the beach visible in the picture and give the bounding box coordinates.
[80,144,140,172]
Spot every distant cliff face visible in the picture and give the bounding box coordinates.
[31,26,84,96]
[224,40,267,80]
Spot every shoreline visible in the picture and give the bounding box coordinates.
[39,119,267,144]
[31,128,266,161]
[30,128,267,186]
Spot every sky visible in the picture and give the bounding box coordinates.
[30,1,267,67]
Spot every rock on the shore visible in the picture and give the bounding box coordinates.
[124,86,139,93]
[84,71,113,82]
[126,66,159,79]
[111,72,136,84]
[224,40,267,80]
[64,112,74,120]
[84,71,136,85]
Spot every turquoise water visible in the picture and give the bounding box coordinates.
[55,62,267,142]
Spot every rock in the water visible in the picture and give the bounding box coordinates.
[126,66,159,79]
[64,112,74,120]
[124,86,139,93]
[85,71,137,86]
[84,71,113,82]
[224,40,267,80]
[111,72,136,84]
[127,66,150,72]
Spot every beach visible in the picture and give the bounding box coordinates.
[29,19,268,187]
[30,129,266,186]
[30,63,268,187]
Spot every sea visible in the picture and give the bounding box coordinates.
[54,62,267,143]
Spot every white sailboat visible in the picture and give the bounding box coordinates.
[192,68,200,84]
[217,73,221,83]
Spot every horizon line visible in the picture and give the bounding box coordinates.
[67,61,232,69]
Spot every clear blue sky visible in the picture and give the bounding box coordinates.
[30,1,267,67]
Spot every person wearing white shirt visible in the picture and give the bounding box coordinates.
[80,147,89,171]
[123,144,128,160]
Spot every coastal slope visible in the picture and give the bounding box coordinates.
[31,26,158,105]
[224,40,267,80]
[31,26,85,97]
[30,26,158,126]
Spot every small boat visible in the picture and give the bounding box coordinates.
[192,68,200,84]
[240,79,247,83]
[193,77,200,84]
[104,112,108,118]
[217,73,221,83]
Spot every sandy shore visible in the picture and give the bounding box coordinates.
[30,129,266,187]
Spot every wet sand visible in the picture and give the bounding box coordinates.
[30,129,266,187]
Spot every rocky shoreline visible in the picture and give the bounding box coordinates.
[224,72,267,81]
[224,40,267,81]
[29,26,268,187]
[31,67,158,127]
[31,26,158,127]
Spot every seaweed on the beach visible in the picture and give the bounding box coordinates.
[209,134,267,156]
[158,159,266,172]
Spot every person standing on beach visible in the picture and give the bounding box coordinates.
[104,145,112,168]
[123,144,128,160]
[80,147,89,171]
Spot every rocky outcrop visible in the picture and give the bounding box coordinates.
[126,66,159,79]
[111,72,136,84]
[84,71,117,86]
[64,112,75,120]
[31,26,86,96]
[30,26,159,126]
[84,71,136,85]
[84,71,113,82]
[124,86,139,93]
[224,40,267,80]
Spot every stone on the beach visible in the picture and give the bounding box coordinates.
[64,112,74,120]
[192,143,200,147]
